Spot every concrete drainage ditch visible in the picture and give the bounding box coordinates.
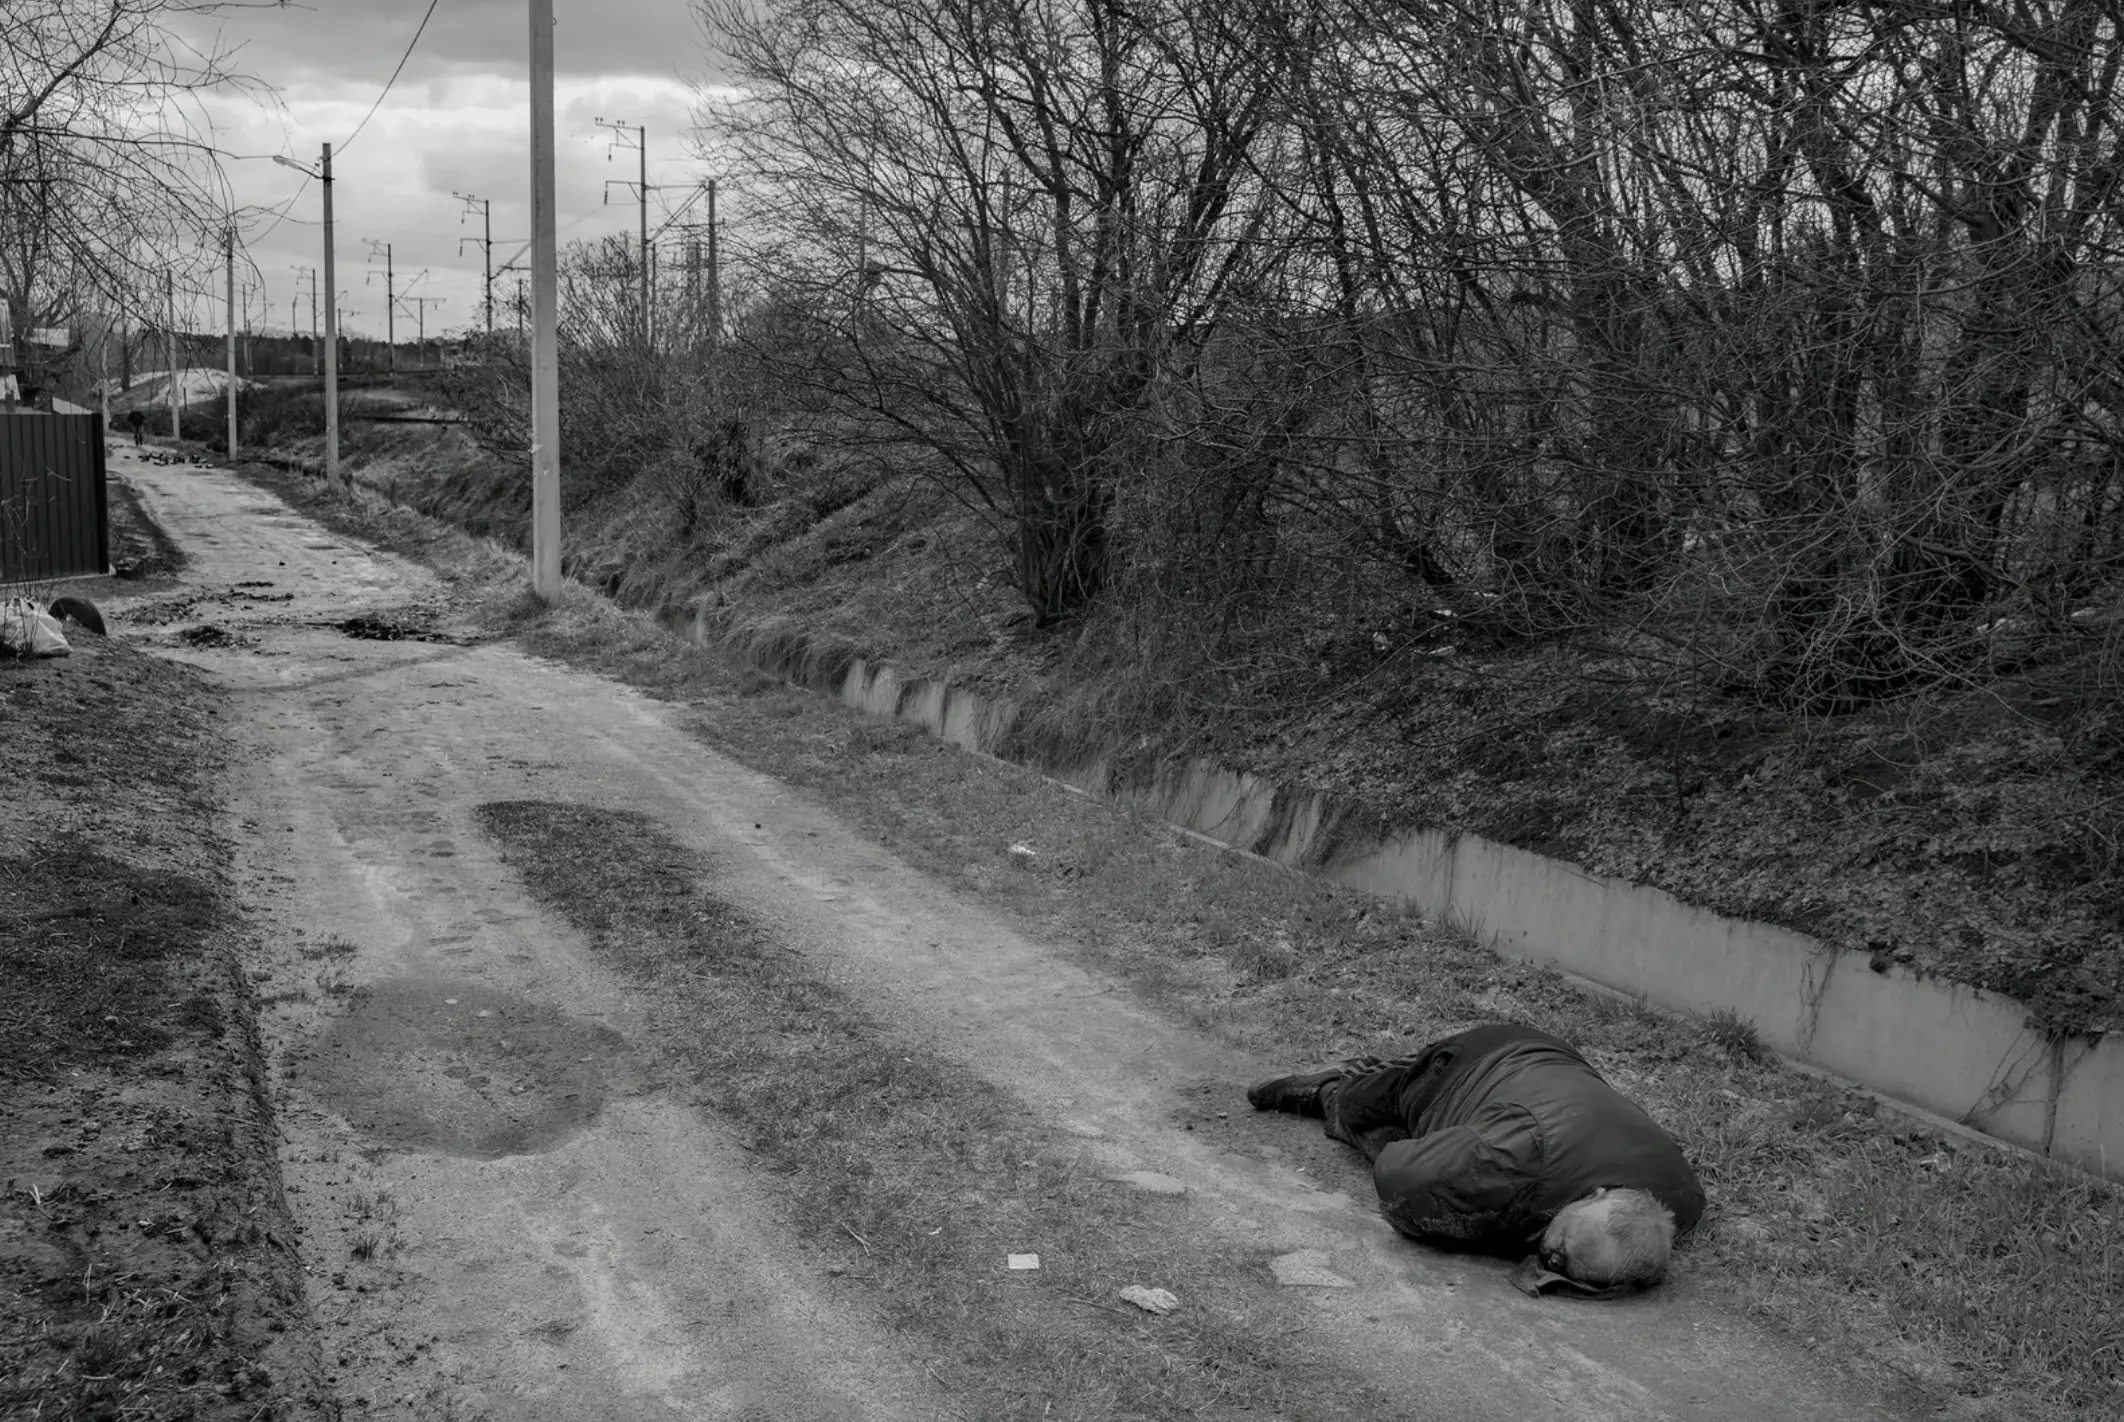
[672,607,2124,1182]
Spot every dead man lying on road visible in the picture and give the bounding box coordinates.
[1249,1022,1706,1297]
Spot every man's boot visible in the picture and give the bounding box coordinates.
[1246,1058,1380,1118]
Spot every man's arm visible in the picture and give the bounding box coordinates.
[1370,1102,1544,1245]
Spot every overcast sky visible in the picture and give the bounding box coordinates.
[180,0,720,342]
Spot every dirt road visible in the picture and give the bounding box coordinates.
[108,444,1918,1420]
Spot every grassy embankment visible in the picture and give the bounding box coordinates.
[0,495,326,1419]
[217,434,2124,1421]
[254,382,2124,1040]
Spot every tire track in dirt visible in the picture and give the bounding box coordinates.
[114,451,943,1421]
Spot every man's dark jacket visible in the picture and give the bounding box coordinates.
[1329,1023,1706,1247]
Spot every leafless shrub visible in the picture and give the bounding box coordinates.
[687,0,2124,717]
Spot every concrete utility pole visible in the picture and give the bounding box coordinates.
[529,0,562,601]
[405,295,444,366]
[165,267,179,437]
[367,240,395,373]
[637,126,648,346]
[456,193,494,337]
[278,148,340,479]
[226,227,238,458]
[706,178,720,355]
[595,117,651,347]
[322,143,338,484]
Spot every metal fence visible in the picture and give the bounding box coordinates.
[0,412,108,583]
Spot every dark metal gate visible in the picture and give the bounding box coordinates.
[0,412,108,583]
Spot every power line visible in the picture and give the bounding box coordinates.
[250,172,313,245]
[339,0,442,155]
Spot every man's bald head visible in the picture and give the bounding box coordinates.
[1540,1187,1677,1289]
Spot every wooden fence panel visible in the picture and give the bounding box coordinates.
[0,412,108,584]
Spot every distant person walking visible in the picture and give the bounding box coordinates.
[1249,1022,1706,1296]
[125,408,147,446]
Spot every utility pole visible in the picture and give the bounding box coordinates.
[322,144,338,485]
[455,193,494,337]
[367,240,395,373]
[596,117,651,347]
[165,267,179,437]
[706,178,720,355]
[530,0,562,601]
[278,147,339,481]
[226,227,238,458]
[684,232,698,344]
[405,296,444,367]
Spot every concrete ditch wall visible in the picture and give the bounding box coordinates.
[699,615,2124,1179]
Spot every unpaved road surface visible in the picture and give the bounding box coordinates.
[109,445,1917,1421]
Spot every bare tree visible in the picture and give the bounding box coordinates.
[2,2,269,385]
[696,0,1296,625]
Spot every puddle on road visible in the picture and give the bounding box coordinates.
[302,977,627,1159]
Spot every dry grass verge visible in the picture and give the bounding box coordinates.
[229,452,2124,1420]
[472,798,1393,1422]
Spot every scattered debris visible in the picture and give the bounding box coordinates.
[0,598,72,657]
[1107,1171,1187,1195]
[1268,1249,1354,1288]
[177,623,248,649]
[127,596,201,626]
[336,612,443,642]
[47,595,106,636]
[1118,1285,1179,1315]
[1006,1253,1041,1271]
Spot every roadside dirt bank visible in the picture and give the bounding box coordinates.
[88,441,1975,1418]
[1,533,327,1417]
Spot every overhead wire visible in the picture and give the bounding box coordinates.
[240,2,440,318]
[339,0,443,155]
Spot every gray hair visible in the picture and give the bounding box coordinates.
[1544,1187,1677,1288]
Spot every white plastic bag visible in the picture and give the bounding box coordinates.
[0,597,72,657]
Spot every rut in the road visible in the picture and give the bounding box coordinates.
[475,797,1393,1421]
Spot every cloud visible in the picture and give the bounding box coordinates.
[200,0,713,91]
[175,1,722,337]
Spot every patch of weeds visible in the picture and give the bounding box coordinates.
[348,1190,392,1221]
[473,798,1396,1421]
[303,934,361,961]
[0,1260,276,1419]
[411,1386,493,1422]
[1229,931,1299,983]
[1698,1007,1770,1064]
[350,1231,382,1261]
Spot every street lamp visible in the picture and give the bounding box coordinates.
[274,147,339,486]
